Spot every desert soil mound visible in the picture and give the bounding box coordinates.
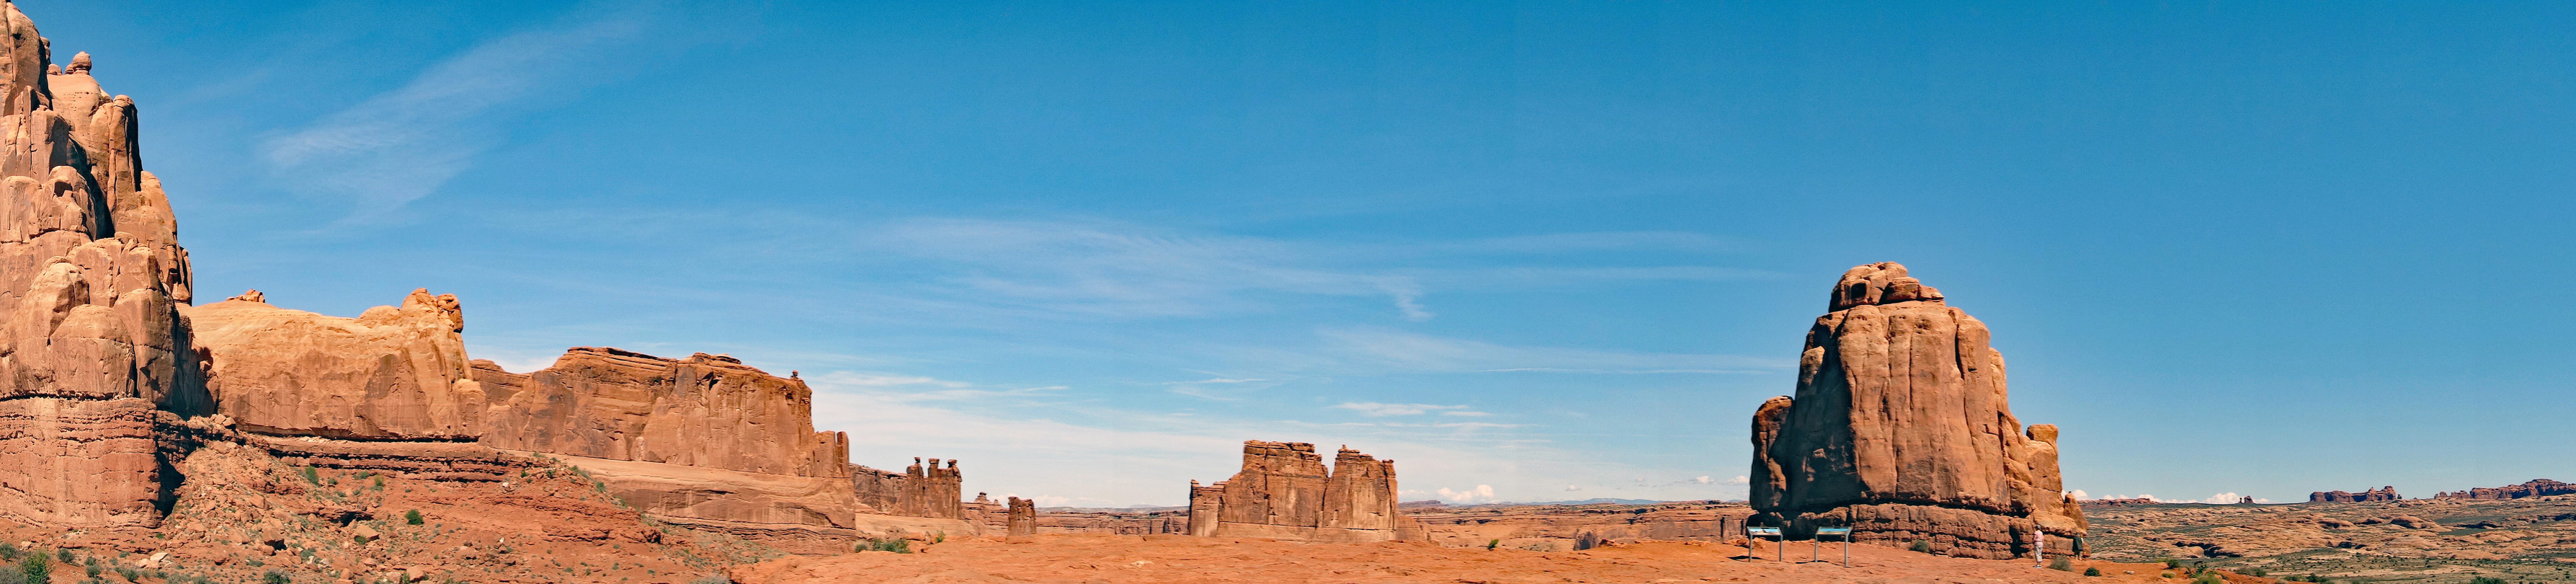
[2085,496,2576,583]
[729,534,2244,584]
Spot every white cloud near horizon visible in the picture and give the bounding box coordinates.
[260,6,649,224]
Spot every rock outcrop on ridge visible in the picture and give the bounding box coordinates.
[476,348,849,477]
[2309,487,2401,503]
[0,4,205,528]
[854,457,966,518]
[2435,479,2572,500]
[186,288,487,440]
[1186,441,1426,542]
[1750,262,2083,559]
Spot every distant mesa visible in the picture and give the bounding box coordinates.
[2434,479,2574,500]
[2307,486,2400,503]
[1187,441,1427,542]
[1749,262,2085,559]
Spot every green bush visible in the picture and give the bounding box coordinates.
[52,549,68,563]
[1908,539,1931,553]
[2191,572,2224,584]
[300,466,320,485]
[263,570,290,584]
[1484,539,1499,550]
[860,538,912,554]
[2468,578,2508,584]
[2163,558,2181,569]
[84,562,99,578]
[19,553,46,584]
[2083,567,2102,577]
[406,509,424,525]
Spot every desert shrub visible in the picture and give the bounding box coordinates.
[2049,556,2072,571]
[20,554,48,584]
[84,562,99,578]
[116,567,137,582]
[262,570,290,584]
[300,466,320,485]
[934,531,945,544]
[52,549,68,563]
[1908,539,1931,553]
[2191,572,2224,584]
[860,538,911,554]
[2083,567,2102,577]
[406,510,424,525]
[2468,578,2507,584]
[1485,539,1499,550]
[2163,558,2181,569]
[689,575,731,584]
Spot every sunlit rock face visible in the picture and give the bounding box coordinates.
[0,1,210,528]
[1750,262,2085,559]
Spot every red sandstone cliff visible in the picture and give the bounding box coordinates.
[852,457,966,518]
[1750,262,2083,559]
[2308,486,2401,503]
[2435,479,2570,500]
[476,348,847,477]
[186,289,486,440]
[1187,441,1425,542]
[0,4,206,527]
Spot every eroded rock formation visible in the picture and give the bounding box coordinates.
[0,4,205,527]
[852,457,965,518]
[1186,441,1425,542]
[1750,262,2084,559]
[2435,480,2570,500]
[476,348,848,477]
[1006,497,1036,539]
[187,289,486,440]
[2309,487,2400,503]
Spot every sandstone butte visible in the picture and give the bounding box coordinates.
[0,0,976,547]
[2308,486,2402,503]
[1750,262,2086,559]
[1185,440,1427,542]
[2433,479,2573,500]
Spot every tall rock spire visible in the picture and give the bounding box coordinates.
[0,0,206,528]
[1749,262,2084,559]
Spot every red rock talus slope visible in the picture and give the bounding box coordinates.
[0,1,206,527]
[186,288,488,440]
[1187,441,1425,542]
[1750,262,2084,559]
[2309,486,2400,503]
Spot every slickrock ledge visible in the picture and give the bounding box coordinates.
[1750,262,2084,559]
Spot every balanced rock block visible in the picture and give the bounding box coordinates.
[1750,262,2084,559]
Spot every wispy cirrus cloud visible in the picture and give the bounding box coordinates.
[260,5,653,224]
[1330,402,1487,417]
[1316,327,1791,374]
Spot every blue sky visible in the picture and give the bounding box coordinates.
[37,1,2574,507]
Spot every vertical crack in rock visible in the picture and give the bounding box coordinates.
[1749,262,2085,559]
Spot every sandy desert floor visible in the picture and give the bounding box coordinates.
[729,534,2261,584]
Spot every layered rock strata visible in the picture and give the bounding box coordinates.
[476,348,849,477]
[1186,441,1425,542]
[852,457,965,518]
[2435,480,2570,500]
[0,4,205,528]
[2309,487,2400,503]
[1750,262,2084,559]
[186,289,486,440]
